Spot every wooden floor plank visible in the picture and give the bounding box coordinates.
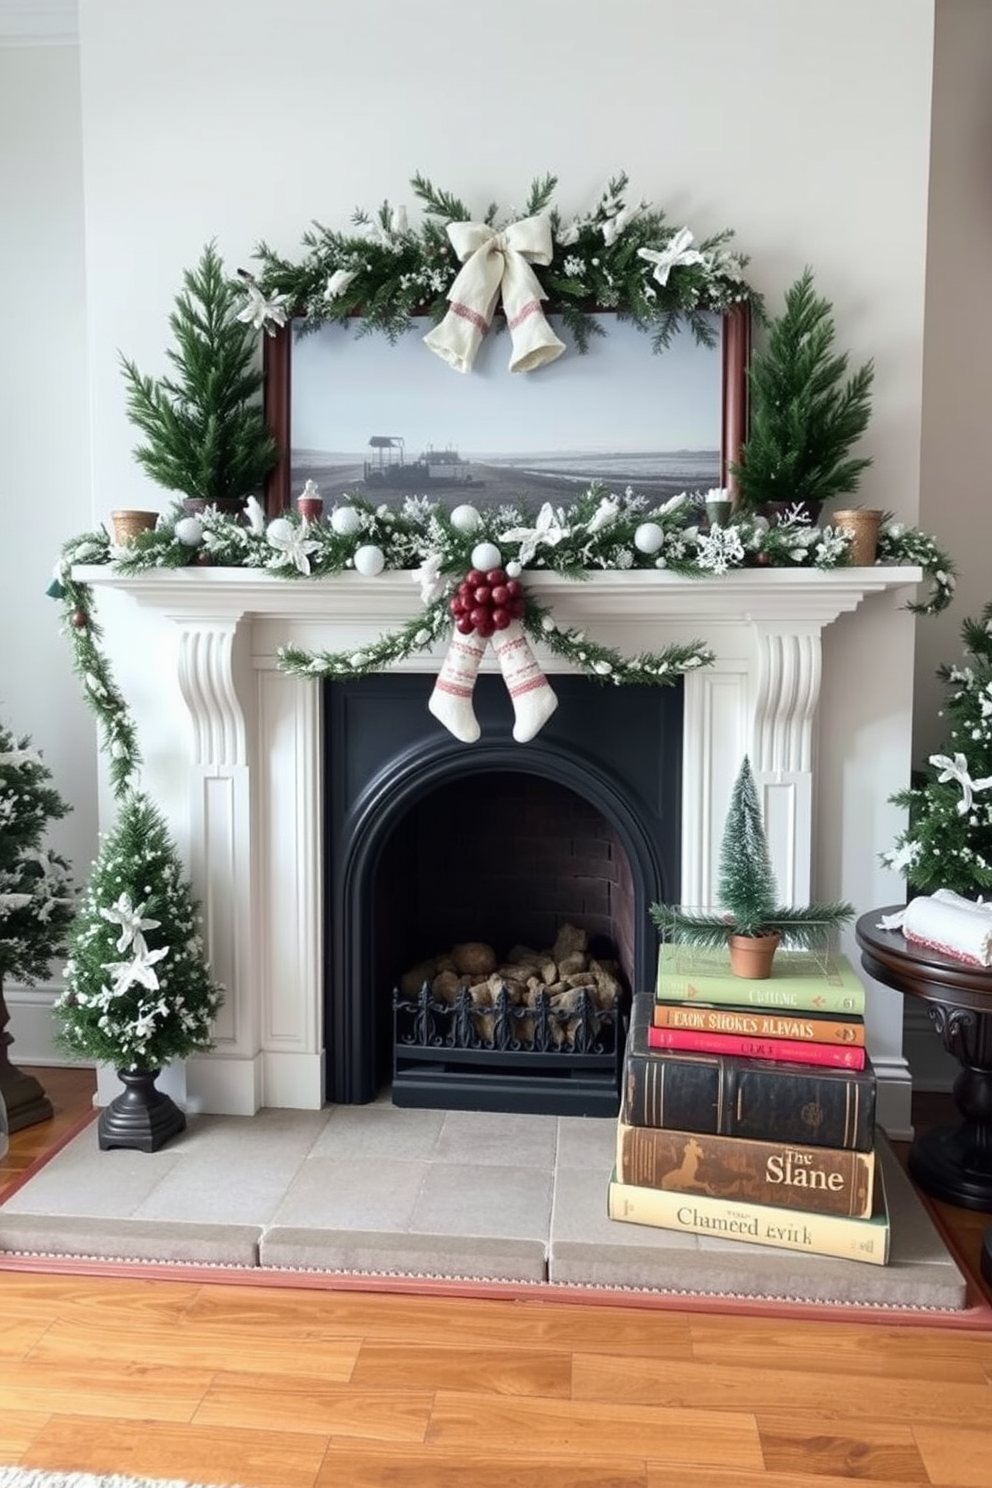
[316,1440,650,1488]
[15,1415,327,1488]
[912,1422,992,1487]
[755,1413,929,1482]
[192,1381,434,1442]
[426,1391,764,1470]
[349,1339,573,1396]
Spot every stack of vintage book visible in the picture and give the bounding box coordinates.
[608,946,891,1265]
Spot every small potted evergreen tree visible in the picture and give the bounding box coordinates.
[651,756,854,978]
[119,240,280,520]
[0,717,75,1129]
[54,791,223,1151]
[730,267,875,529]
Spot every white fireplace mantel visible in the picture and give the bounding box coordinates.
[76,563,922,1125]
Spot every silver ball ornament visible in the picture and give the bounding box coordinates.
[450,504,482,534]
[174,516,204,546]
[330,505,362,537]
[353,543,386,577]
[633,522,665,555]
[471,541,503,572]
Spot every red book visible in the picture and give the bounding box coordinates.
[646,1024,867,1070]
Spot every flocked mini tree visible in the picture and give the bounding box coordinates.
[882,602,992,896]
[652,756,854,973]
[119,240,280,512]
[0,718,75,1129]
[54,791,223,1150]
[730,267,875,516]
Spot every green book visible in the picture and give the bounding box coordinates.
[656,945,867,1015]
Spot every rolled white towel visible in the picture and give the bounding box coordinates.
[878,893,992,966]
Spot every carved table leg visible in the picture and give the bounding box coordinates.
[908,1003,992,1211]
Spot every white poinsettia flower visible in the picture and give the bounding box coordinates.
[100,892,161,956]
[266,525,323,577]
[236,284,291,337]
[105,944,170,996]
[326,268,358,299]
[637,227,705,287]
[930,752,992,815]
[499,502,569,566]
[414,553,447,604]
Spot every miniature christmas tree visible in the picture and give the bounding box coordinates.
[120,240,280,512]
[651,756,853,968]
[882,602,992,895]
[0,718,75,1129]
[55,791,223,1075]
[731,267,874,515]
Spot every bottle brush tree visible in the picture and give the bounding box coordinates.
[119,240,280,510]
[730,266,874,514]
[54,791,223,1073]
[882,601,992,895]
[651,755,854,949]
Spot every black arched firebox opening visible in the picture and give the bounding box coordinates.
[324,673,682,1112]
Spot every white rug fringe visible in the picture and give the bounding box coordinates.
[0,1472,242,1488]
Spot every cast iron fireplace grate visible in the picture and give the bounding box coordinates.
[392,980,628,1116]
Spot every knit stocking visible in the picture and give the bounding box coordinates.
[491,620,558,742]
[428,630,486,743]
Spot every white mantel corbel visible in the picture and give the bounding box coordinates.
[75,563,922,1120]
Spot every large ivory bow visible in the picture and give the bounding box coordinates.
[423,215,565,375]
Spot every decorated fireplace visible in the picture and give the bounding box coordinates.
[73,564,920,1120]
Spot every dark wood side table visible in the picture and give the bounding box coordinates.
[855,908,992,1284]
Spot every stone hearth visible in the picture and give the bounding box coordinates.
[78,564,921,1124]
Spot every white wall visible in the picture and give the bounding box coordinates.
[2,0,961,1111]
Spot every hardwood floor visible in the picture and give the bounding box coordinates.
[2,1068,992,1488]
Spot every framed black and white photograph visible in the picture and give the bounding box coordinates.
[263,307,749,515]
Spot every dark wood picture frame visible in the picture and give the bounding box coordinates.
[262,304,750,518]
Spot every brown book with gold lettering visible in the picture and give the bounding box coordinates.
[616,1121,875,1218]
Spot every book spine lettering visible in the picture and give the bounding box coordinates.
[652,1003,866,1046]
[607,1178,888,1264]
[615,1122,875,1217]
[647,1026,867,1070]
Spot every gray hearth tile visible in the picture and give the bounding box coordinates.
[411,1161,553,1240]
[0,1126,184,1216]
[434,1109,559,1167]
[554,1114,617,1170]
[0,1212,260,1268]
[271,1156,428,1231]
[259,1225,547,1283]
[312,1103,446,1160]
[180,1109,330,1159]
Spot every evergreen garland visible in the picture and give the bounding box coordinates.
[0,719,75,987]
[651,756,854,947]
[731,267,875,510]
[882,602,992,893]
[249,171,759,351]
[120,241,279,506]
[54,792,223,1070]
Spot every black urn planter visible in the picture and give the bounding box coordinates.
[97,1068,186,1153]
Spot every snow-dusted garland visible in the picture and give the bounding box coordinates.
[51,484,955,798]
[243,171,759,361]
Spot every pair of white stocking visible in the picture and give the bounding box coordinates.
[428,621,558,744]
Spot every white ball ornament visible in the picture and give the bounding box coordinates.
[174,516,203,546]
[633,522,665,555]
[266,518,295,544]
[505,560,522,579]
[471,541,503,573]
[353,543,386,577]
[449,504,482,535]
[330,504,362,537]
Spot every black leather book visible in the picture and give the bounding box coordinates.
[620,992,876,1152]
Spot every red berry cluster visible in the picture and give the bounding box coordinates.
[449,568,525,637]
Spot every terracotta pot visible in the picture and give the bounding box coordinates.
[110,510,159,544]
[832,508,883,567]
[728,931,781,980]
